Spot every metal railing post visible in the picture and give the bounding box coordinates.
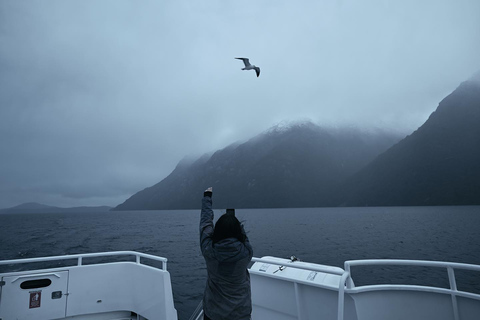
[294,282,303,320]
[447,267,460,320]
[337,272,350,320]
[344,263,354,289]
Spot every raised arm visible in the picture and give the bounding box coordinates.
[200,187,214,256]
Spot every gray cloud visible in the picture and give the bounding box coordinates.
[1,0,479,208]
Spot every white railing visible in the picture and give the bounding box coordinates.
[250,257,480,320]
[0,251,168,271]
[344,259,480,320]
[250,257,348,320]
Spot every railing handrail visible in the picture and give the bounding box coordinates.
[343,258,480,320]
[344,258,480,293]
[0,251,168,271]
[344,259,480,272]
[252,257,480,320]
[251,257,344,275]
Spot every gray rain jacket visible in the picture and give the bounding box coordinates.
[200,196,253,320]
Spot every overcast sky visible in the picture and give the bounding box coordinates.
[1,0,479,209]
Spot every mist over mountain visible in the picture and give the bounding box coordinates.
[337,76,480,206]
[114,123,401,210]
[115,73,480,210]
[470,71,480,84]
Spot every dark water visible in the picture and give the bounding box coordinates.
[1,206,480,319]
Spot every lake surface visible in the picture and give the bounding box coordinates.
[1,206,480,319]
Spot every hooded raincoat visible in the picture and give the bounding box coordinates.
[200,195,253,320]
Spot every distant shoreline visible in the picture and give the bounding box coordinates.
[0,202,112,214]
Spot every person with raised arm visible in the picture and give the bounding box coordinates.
[200,187,253,320]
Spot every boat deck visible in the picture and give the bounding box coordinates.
[1,251,480,320]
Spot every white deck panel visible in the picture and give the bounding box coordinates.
[0,252,177,320]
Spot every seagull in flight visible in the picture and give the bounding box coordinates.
[235,57,260,77]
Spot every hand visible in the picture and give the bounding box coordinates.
[204,187,213,198]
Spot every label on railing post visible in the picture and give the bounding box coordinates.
[259,264,270,272]
[29,290,41,308]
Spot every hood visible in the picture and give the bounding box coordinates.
[213,238,250,263]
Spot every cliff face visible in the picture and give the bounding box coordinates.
[337,78,480,206]
[114,123,400,210]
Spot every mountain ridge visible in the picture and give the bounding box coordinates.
[114,122,402,210]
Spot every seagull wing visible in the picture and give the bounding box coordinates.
[235,57,251,67]
[254,67,260,77]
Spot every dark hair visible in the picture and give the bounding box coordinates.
[212,213,246,244]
